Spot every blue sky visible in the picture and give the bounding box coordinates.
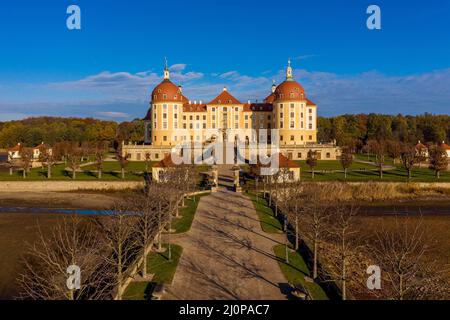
[0,0,449,121]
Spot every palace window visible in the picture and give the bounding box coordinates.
[196,115,200,121]
[280,121,284,129]
[290,121,295,129]
[190,115,193,120]
[190,124,193,129]
[291,135,295,141]
[309,108,312,113]
[309,124,313,130]
[163,122,168,129]
[290,103,295,108]
[203,115,207,121]
[163,136,167,142]
[163,94,167,99]
[309,135,313,140]
[298,153,302,158]
[183,115,187,120]
[183,123,187,129]
[203,123,207,129]
[245,123,249,129]
[280,112,284,118]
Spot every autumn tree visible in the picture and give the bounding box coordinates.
[429,145,448,179]
[340,146,353,179]
[386,140,402,165]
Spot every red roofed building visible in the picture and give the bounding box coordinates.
[122,60,340,164]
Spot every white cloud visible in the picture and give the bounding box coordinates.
[1,65,450,120]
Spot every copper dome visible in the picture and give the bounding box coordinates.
[151,79,185,103]
[274,80,305,101]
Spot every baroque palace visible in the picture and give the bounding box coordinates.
[122,61,340,162]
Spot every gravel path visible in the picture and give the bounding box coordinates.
[165,188,289,300]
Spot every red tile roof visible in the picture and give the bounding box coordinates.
[208,90,241,105]
[253,153,300,169]
[306,98,316,106]
[441,143,450,150]
[8,143,23,152]
[153,154,177,168]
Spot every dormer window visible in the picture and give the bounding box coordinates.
[218,100,222,104]
[174,95,178,99]
[163,94,167,99]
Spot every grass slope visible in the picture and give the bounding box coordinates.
[273,245,328,300]
[247,192,283,233]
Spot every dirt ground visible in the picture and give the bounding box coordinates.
[0,190,125,299]
[0,191,121,210]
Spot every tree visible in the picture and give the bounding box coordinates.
[132,192,160,279]
[144,153,152,173]
[18,217,107,300]
[306,150,318,179]
[367,140,386,179]
[94,141,108,179]
[39,144,57,179]
[94,201,138,300]
[386,140,402,165]
[400,143,417,181]
[369,219,450,300]
[67,145,82,180]
[117,151,129,180]
[301,184,332,279]
[429,145,448,179]
[340,147,353,179]
[325,204,360,301]
[20,148,33,179]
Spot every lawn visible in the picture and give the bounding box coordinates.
[296,160,377,171]
[247,192,283,233]
[123,244,183,300]
[300,165,450,182]
[0,162,148,181]
[171,193,209,234]
[273,245,328,300]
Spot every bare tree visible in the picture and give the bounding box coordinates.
[94,141,108,179]
[429,145,448,179]
[301,184,332,280]
[367,140,386,179]
[400,143,417,181]
[94,201,138,300]
[67,144,82,180]
[340,146,353,180]
[144,153,152,173]
[131,192,160,279]
[325,204,361,300]
[306,150,318,180]
[39,144,57,179]
[20,148,33,179]
[117,153,129,180]
[369,218,450,300]
[17,217,107,300]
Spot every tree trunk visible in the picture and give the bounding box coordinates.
[98,170,102,179]
[408,169,411,181]
[344,168,347,179]
[379,166,383,179]
[121,168,125,179]
[48,164,52,179]
[23,169,26,179]
[311,169,315,179]
[313,238,318,279]
[72,169,76,180]
[437,171,440,179]
[295,215,299,251]
[9,167,13,176]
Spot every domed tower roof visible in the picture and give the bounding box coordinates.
[274,60,306,102]
[151,59,188,103]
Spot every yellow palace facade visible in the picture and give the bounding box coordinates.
[122,61,340,162]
